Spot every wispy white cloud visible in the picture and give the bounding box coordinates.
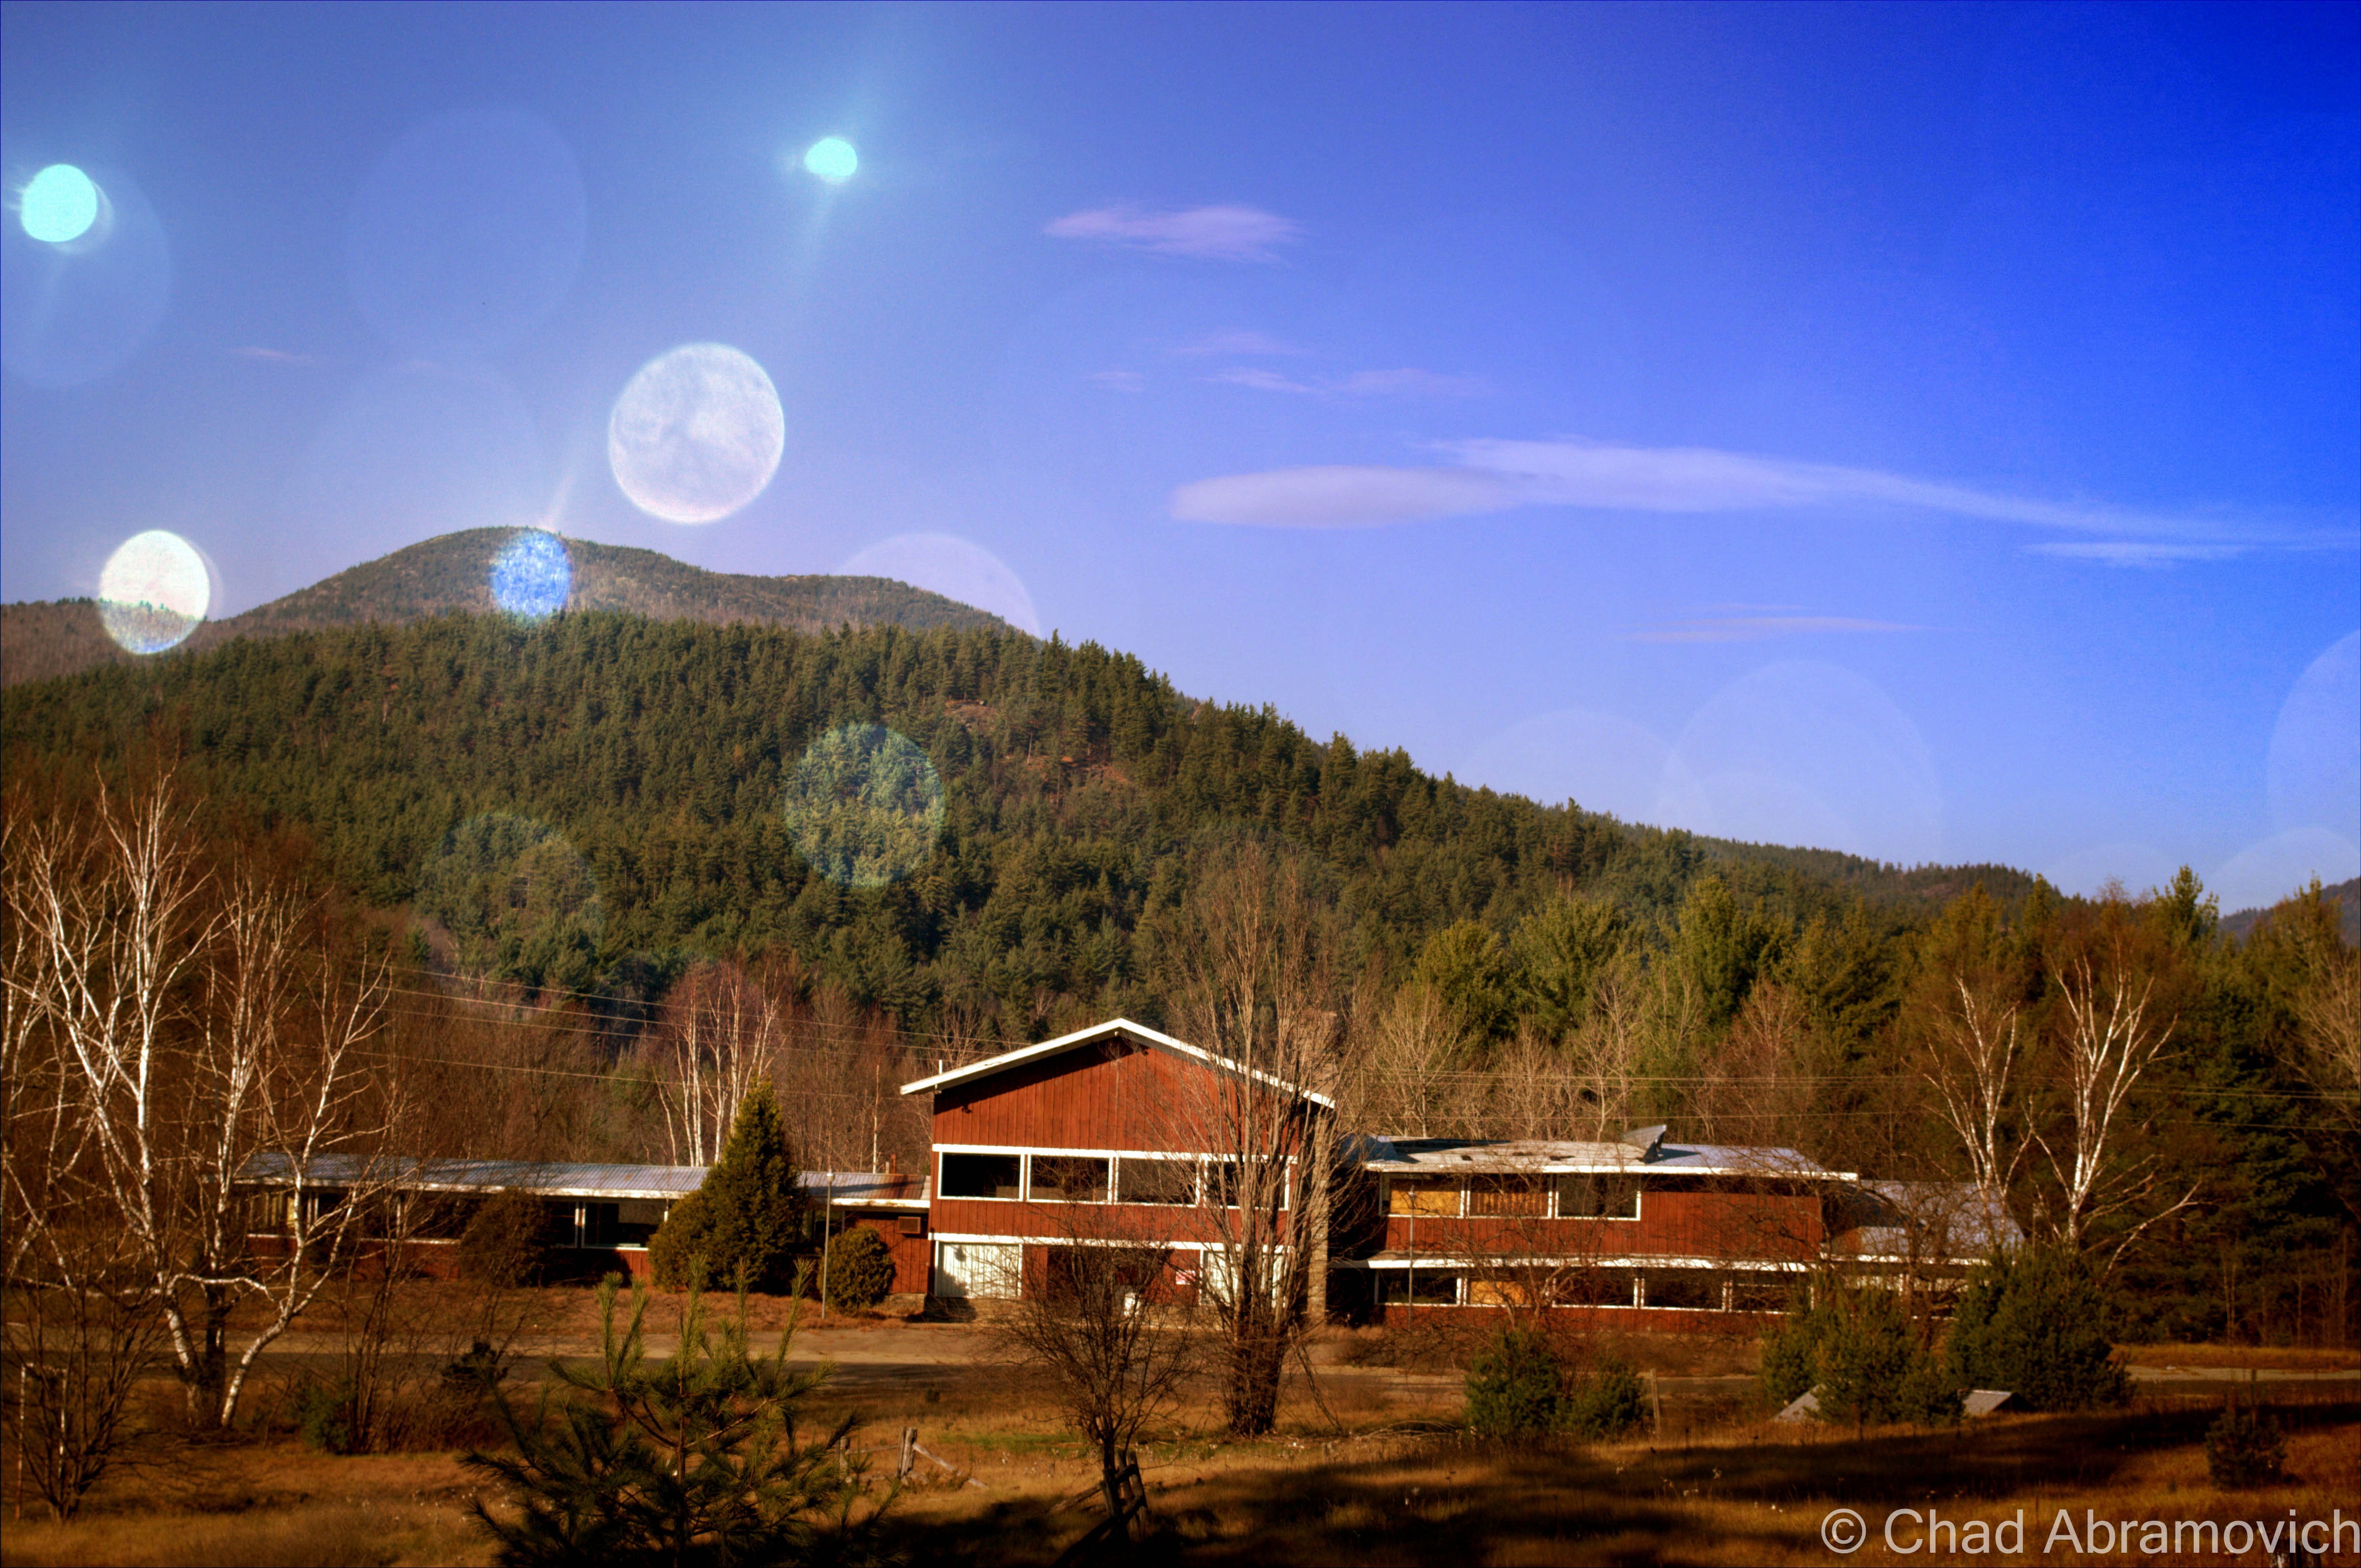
[237,345,328,367]
[1204,365,1489,398]
[2025,540,2246,567]
[1171,435,2293,559]
[1044,203,1301,261]
[1625,615,1924,644]
[1170,466,1517,528]
[1172,329,1308,357]
[1089,369,1144,393]
[1335,368,1489,398]
[1207,367,1319,394]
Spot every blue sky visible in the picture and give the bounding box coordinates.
[4,2,2355,909]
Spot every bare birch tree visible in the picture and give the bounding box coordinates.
[1919,976,2029,1199]
[2036,948,2188,1257]
[2291,940,2360,1145]
[3,775,395,1427]
[1153,836,1340,1437]
[644,959,779,1165]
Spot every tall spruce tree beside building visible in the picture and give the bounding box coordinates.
[650,1083,806,1291]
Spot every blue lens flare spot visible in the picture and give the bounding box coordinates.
[491,528,571,619]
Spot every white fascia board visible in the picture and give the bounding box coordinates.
[1366,1159,1856,1181]
[898,1016,1337,1109]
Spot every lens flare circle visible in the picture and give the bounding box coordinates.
[835,533,1043,636]
[98,528,211,654]
[412,814,606,997]
[803,137,858,182]
[607,343,786,524]
[2267,631,2359,839]
[491,529,571,620]
[1,165,171,385]
[782,724,945,889]
[21,164,100,244]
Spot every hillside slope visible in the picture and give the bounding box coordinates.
[0,528,1013,686]
[3,610,2072,1049]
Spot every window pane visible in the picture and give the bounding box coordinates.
[1557,1174,1639,1219]
[1552,1264,1636,1307]
[942,1153,1022,1199]
[1029,1155,1110,1203]
[1728,1273,1794,1312]
[1643,1270,1717,1310]
[1377,1270,1460,1305]
[1117,1158,1194,1204]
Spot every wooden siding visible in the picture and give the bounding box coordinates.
[931,1034,1305,1154]
[840,1211,932,1296]
[1377,1186,1821,1263]
[929,1194,1290,1248]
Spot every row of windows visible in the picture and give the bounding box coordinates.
[938,1151,1287,1209]
[1375,1267,1795,1312]
[1386,1173,1642,1221]
[257,1190,668,1247]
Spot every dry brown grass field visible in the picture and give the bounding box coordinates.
[4,1312,2354,1567]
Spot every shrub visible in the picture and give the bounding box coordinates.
[458,1191,555,1288]
[1760,1286,1957,1427]
[649,1082,806,1291]
[1759,1305,1822,1409]
[1946,1246,2130,1412]
[1818,1289,1925,1426]
[2204,1401,2288,1488]
[1562,1354,1648,1439]
[825,1226,897,1311]
[1465,1326,1563,1436]
[293,1375,358,1455]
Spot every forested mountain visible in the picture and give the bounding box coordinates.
[6,598,2352,1345]
[0,528,1012,687]
[2,608,2033,1037]
[2225,877,2359,945]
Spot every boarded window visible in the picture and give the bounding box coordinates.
[1028,1155,1111,1203]
[941,1153,1022,1199]
[1465,1277,1534,1307]
[1375,1270,1460,1306]
[1388,1179,1461,1217]
[1117,1158,1195,1205]
[1557,1173,1640,1219]
[1467,1176,1547,1217]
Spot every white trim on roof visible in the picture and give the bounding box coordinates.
[898,1017,1337,1110]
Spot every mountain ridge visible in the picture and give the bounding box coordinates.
[0,527,1015,687]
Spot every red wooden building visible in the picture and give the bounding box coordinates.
[898,1018,1956,1329]
[898,1016,1330,1306]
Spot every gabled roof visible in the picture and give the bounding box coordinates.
[899,1016,1337,1109]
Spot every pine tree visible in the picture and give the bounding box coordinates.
[650,1083,806,1291]
[463,1274,885,1566]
